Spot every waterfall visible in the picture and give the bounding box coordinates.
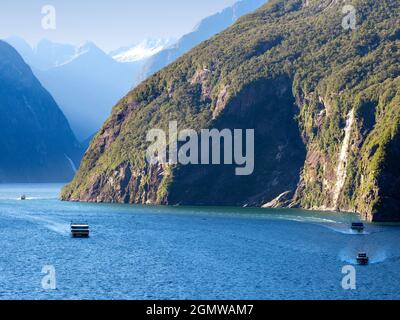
[332,109,355,207]
[64,154,77,173]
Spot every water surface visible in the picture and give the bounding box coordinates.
[0,184,399,300]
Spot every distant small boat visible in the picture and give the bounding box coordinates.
[351,222,364,232]
[357,253,369,265]
[20,195,26,201]
[71,223,90,238]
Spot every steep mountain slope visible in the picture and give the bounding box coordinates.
[0,41,83,182]
[139,0,268,81]
[62,0,400,222]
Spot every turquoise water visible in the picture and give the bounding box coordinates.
[0,183,399,300]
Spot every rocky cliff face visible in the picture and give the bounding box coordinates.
[0,41,83,182]
[62,0,400,222]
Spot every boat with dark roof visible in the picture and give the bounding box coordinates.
[351,222,365,232]
[71,223,90,238]
[357,253,369,265]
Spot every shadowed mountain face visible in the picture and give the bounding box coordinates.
[62,0,400,222]
[0,41,83,182]
[139,0,268,81]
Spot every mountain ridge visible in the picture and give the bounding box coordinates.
[61,0,400,222]
[139,0,268,81]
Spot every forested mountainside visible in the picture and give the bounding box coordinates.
[62,0,400,222]
[0,41,83,182]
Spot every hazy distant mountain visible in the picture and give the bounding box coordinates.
[5,37,142,140]
[0,41,83,182]
[5,36,76,70]
[140,0,267,81]
[33,41,142,140]
[110,38,175,63]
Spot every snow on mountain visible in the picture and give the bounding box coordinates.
[110,38,175,63]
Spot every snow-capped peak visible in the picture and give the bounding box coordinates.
[111,38,175,63]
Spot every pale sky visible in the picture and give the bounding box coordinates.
[0,0,237,51]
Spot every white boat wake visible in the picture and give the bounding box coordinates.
[339,248,389,265]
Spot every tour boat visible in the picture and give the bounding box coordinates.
[71,223,90,238]
[356,253,369,265]
[351,222,365,232]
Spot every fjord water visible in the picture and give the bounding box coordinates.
[0,184,399,300]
